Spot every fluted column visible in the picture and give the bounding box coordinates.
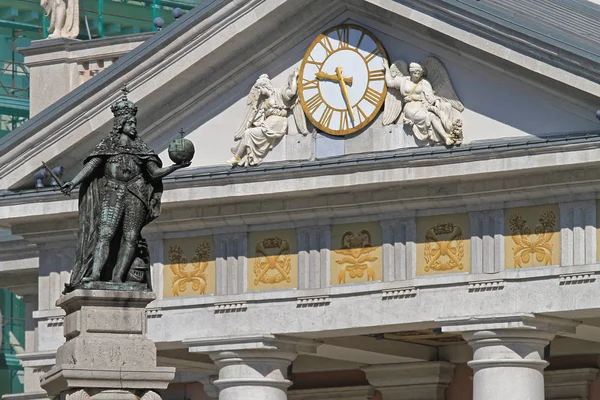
[187,335,319,400]
[441,315,578,400]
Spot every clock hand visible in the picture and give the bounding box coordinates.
[315,71,353,86]
[335,66,354,123]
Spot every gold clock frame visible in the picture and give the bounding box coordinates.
[298,24,388,136]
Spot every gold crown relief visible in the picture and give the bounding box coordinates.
[110,84,138,117]
[263,237,283,249]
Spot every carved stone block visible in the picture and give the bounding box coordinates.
[41,290,174,399]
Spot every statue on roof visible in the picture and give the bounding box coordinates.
[382,57,464,146]
[41,0,80,39]
[60,85,192,293]
[227,69,309,167]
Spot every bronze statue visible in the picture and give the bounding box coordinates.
[60,86,192,292]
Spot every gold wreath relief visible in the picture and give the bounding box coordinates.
[333,230,378,284]
[168,242,211,296]
[423,223,464,272]
[253,237,292,285]
[509,210,556,268]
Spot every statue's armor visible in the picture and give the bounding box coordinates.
[105,153,143,182]
[98,153,153,242]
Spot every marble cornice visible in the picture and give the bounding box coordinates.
[2,0,599,190]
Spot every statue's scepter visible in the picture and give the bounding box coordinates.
[41,161,69,196]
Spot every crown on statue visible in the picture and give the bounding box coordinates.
[110,84,138,117]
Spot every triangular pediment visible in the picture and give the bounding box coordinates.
[1,0,599,190]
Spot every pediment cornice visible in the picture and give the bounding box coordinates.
[1,0,599,189]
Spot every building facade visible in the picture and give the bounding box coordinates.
[1,0,600,399]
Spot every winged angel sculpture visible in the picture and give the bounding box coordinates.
[227,69,309,166]
[382,57,464,146]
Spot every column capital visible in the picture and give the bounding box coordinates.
[186,335,320,399]
[185,334,320,356]
[438,313,579,336]
[363,361,455,400]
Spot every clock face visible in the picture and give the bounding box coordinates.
[298,24,388,136]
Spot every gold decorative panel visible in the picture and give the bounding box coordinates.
[330,222,382,285]
[248,229,298,291]
[504,204,560,268]
[163,236,216,298]
[417,214,471,276]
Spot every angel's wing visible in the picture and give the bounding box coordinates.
[422,57,464,112]
[292,99,309,135]
[234,86,261,140]
[390,59,408,78]
[382,59,407,126]
[382,89,403,126]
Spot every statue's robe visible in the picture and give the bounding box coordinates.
[66,134,163,291]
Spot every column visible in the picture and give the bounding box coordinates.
[297,225,330,289]
[214,232,248,295]
[288,386,374,400]
[441,315,578,400]
[187,335,319,400]
[469,209,504,273]
[559,200,596,266]
[545,368,598,400]
[380,217,416,282]
[363,361,455,399]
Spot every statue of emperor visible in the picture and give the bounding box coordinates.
[61,86,190,292]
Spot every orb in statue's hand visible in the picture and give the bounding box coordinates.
[168,137,195,164]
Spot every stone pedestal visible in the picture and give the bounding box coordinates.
[40,290,175,400]
[187,335,319,400]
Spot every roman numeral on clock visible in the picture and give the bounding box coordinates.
[368,69,385,81]
[364,87,382,106]
[321,36,335,56]
[305,93,324,113]
[340,111,350,130]
[319,107,334,127]
[303,79,319,90]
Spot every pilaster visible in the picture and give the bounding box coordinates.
[214,232,248,295]
[469,209,504,274]
[297,225,330,289]
[147,238,164,300]
[187,335,319,400]
[380,217,416,282]
[545,368,598,400]
[363,361,455,400]
[559,200,596,266]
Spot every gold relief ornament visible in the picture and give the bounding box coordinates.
[168,242,211,296]
[509,210,556,268]
[253,237,292,285]
[424,223,464,272]
[334,230,378,284]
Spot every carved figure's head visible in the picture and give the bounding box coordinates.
[254,74,275,97]
[409,62,425,81]
[110,84,138,137]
